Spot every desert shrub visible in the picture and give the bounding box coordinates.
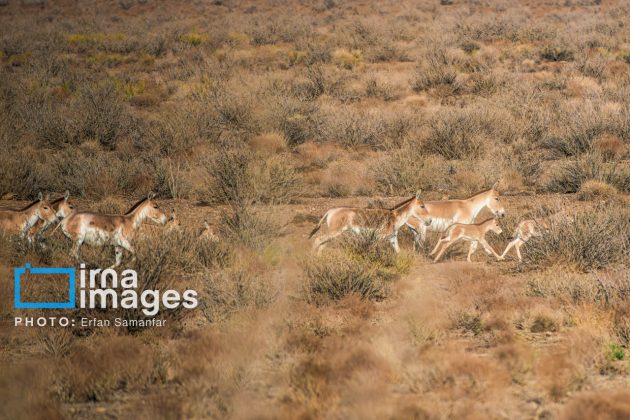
[319,108,415,149]
[265,94,320,147]
[527,270,629,308]
[522,204,630,271]
[539,45,574,62]
[201,266,277,323]
[577,179,618,201]
[422,108,486,159]
[412,63,458,93]
[371,147,451,195]
[204,150,252,205]
[249,154,303,204]
[544,106,605,157]
[219,206,279,251]
[304,232,411,304]
[452,311,484,335]
[76,82,129,150]
[319,108,386,148]
[153,157,193,199]
[365,78,401,101]
[304,252,389,303]
[332,48,363,69]
[530,314,559,333]
[57,336,159,402]
[204,150,302,205]
[592,134,624,162]
[547,153,630,193]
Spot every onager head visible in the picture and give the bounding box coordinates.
[144,193,169,225]
[488,218,503,235]
[486,182,506,218]
[36,193,58,224]
[55,190,75,219]
[411,190,432,226]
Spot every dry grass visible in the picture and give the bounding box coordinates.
[1,0,630,418]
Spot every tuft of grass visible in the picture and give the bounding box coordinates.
[577,179,618,201]
[332,48,363,69]
[530,314,558,333]
[304,232,411,304]
[180,31,208,46]
[539,45,574,62]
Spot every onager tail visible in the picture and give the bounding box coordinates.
[309,211,330,238]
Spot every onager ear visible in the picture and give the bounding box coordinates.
[147,192,156,200]
[415,189,423,200]
[64,190,70,200]
[45,193,51,201]
[492,181,500,190]
[38,192,43,201]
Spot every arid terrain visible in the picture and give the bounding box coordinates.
[1,0,630,419]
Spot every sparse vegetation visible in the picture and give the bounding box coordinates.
[1,0,629,418]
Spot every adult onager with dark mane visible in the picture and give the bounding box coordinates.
[28,191,75,241]
[0,193,58,240]
[406,182,506,252]
[61,193,168,268]
[431,218,503,263]
[309,191,431,254]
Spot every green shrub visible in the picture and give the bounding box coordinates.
[606,344,625,361]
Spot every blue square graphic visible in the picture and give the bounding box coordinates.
[14,264,76,309]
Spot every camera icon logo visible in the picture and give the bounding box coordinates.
[14,264,76,309]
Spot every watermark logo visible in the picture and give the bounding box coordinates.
[13,263,198,318]
[14,264,76,309]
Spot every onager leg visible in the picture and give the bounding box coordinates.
[71,239,84,261]
[112,246,124,269]
[388,233,400,253]
[312,231,343,255]
[515,241,524,262]
[112,240,135,268]
[500,237,520,260]
[434,238,457,262]
[467,241,478,262]
[430,235,450,256]
[412,225,427,254]
[479,238,501,261]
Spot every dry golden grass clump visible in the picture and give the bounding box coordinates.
[578,179,618,201]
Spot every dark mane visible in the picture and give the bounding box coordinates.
[469,188,494,198]
[124,197,149,215]
[18,199,40,211]
[389,196,414,210]
[50,196,66,206]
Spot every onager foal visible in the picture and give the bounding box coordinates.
[431,218,503,263]
[500,211,574,262]
[61,193,168,268]
[406,182,506,252]
[309,191,431,254]
[0,193,58,240]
